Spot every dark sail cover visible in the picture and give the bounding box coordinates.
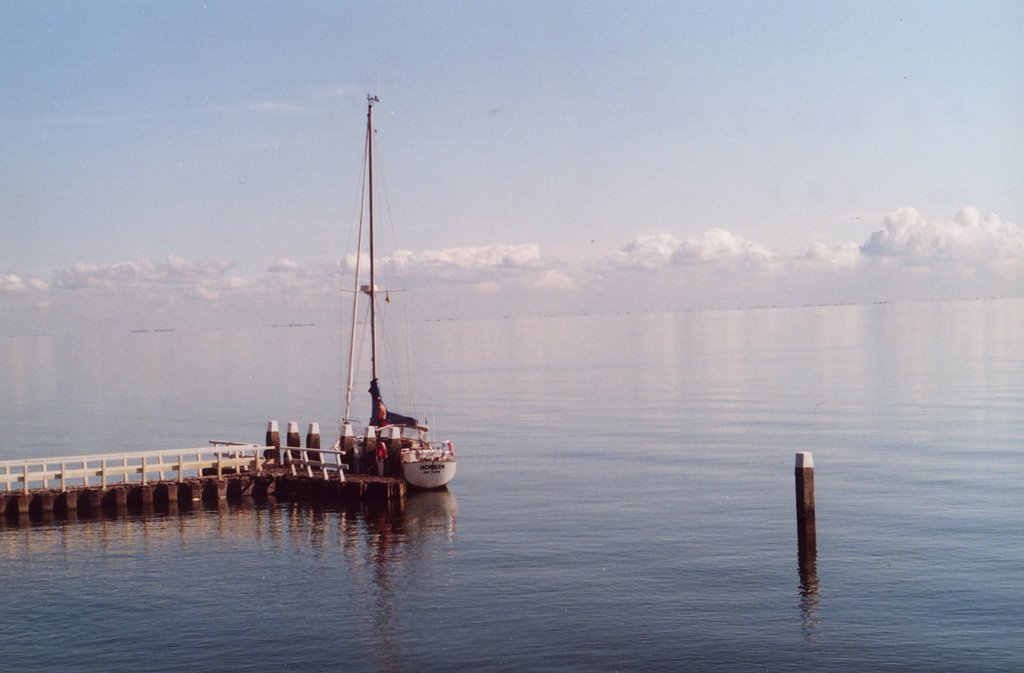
[368,378,418,427]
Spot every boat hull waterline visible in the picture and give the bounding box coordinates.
[402,458,457,489]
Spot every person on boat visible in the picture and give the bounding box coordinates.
[368,378,417,427]
[375,439,388,476]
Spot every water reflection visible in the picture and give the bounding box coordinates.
[339,490,458,673]
[0,490,458,565]
[797,530,820,641]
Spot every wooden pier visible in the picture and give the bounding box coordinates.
[1,437,405,522]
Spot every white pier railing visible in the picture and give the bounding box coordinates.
[0,444,271,494]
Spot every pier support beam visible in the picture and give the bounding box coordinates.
[155,482,178,505]
[203,479,228,502]
[179,481,202,504]
[55,491,77,516]
[104,487,128,509]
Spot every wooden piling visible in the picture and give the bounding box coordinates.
[382,426,402,476]
[203,479,228,502]
[306,422,321,464]
[105,487,128,509]
[286,421,301,461]
[365,425,378,475]
[795,452,816,547]
[179,481,202,503]
[82,489,103,513]
[340,422,356,474]
[265,420,280,462]
[56,490,77,516]
[155,482,178,505]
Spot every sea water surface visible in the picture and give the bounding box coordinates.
[1,298,1022,672]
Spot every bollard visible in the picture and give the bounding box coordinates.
[266,420,281,463]
[795,452,816,546]
[364,426,378,474]
[286,421,301,462]
[340,422,357,475]
[382,425,402,476]
[306,422,322,466]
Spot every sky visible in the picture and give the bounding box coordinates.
[2,0,1022,334]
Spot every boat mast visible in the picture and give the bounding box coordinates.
[341,100,372,424]
[367,94,380,383]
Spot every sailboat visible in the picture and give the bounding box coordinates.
[334,95,457,490]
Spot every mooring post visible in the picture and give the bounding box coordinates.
[795,452,816,547]
[366,425,379,476]
[306,422,321,466]
[383,426,402,476]
[286,421,301,462]
[266,420,281,463]
[340,422,356,475]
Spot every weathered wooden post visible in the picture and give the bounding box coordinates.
[265,420,281,463]
[366,426,382,476]
[795,451,816,548]
[286,421,301,462]
[340,422,357,475]
[382,425,402,476]
[795,451,819,636]
[306,422,321,466]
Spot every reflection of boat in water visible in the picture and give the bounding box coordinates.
[342,489,457,667]
[334,95,456,490]
[402,489,458,540]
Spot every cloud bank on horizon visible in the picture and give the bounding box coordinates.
[3,206,1021,333]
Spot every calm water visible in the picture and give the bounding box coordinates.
[1,298,1022,672]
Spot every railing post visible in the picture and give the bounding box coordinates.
[60,462,67,492]
[101,459,107,489]
[23,462,29,494]
[141,455,148,486]
[122,456,129,484]
[178,454,184,482]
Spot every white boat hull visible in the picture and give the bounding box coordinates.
[402,459,457,489]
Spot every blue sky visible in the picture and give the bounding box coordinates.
[2,1,1022,333]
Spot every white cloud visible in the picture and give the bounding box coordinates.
[596,229,777,272]
[389,243,546,273]
[383,243,559,291]
[597,233,681,271]
[3,208,1020,334]
[268,258,301,273]
[1,273,48,295]
[861,206,1023,277]
[673,228,776,268]
[797,241,862,271]
[53,256,239,298]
